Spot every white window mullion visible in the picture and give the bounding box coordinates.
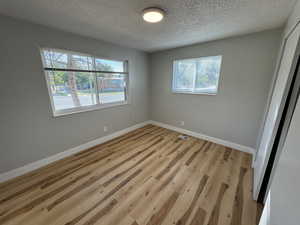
[192,61,197,92]
[92,57,101,105]
[124,61,129,102]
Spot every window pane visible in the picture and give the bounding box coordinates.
[43,50,68,69]
[95,58,124,72]
[70,54,94,70]
[194,56,222,93]
[173,59,197,91]
[173,56,222,94]
[97,73,126,104]
[47,71,97,110]
[42,49,93,70]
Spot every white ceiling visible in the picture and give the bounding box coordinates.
[0,0,297,52]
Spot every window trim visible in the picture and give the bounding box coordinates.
[40,47,129,117]
[171,55,222,95]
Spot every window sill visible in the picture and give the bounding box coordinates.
[172,91,217,96]
[52,101,128,117]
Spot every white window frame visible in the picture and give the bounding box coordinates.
[40,48,129,117]
[172,55,222,95]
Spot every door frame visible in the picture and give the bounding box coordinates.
[258,53,300,203]
[254,22,300,201]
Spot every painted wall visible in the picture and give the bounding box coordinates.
[149,29,282,149]
[284,0,300,37]
[0,15,149,173]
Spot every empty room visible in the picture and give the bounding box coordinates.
[1,0,300,225]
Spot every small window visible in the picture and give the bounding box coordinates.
[172,55,222,94]
[41,48,128,116]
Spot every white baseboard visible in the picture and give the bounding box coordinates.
[0,121,151,183]
[149,120,256,156]
[0,119,256,183]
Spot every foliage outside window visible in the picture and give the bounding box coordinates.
[172,56,222,94]
[41,48,128,116]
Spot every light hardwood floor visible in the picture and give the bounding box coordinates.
[0,125,262,225]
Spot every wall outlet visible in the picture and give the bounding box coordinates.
[103,126,108,132]
[179,121,185,126]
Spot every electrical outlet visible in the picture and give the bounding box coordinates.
[103,126,108,132]
[179,121,185,126]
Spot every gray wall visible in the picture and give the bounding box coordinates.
[0,15,284,174]
[0,15,149,173]
[284,0,300,37]
[149,29,282,148]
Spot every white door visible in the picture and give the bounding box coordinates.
[254,25,300,200]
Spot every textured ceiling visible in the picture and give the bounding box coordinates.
[0,0,297,52]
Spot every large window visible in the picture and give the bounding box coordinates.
[172,55,222,94]
[41,48,128,116]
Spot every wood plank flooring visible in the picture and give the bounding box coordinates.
[0,125,262,225]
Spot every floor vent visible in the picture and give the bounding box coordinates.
[178,134,189,140]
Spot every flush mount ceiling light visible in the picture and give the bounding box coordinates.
[142,7,165,23]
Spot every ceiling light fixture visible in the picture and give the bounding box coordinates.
[142,7,165,23]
